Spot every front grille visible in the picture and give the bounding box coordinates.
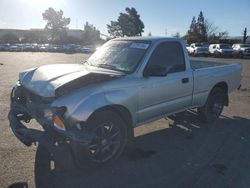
[21,85,52,104]
[18,85,52,118]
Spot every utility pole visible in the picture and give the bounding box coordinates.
[243,27,248,44]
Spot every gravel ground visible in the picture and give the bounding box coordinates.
[0,52,250,188]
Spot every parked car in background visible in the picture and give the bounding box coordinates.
[22,43,38,52]
[39,44,50,52]
[1,43,10,51]
[63,44,79,53]
[0,44,5,51]
[186,43,209,56]
[81,47,92,53]
[232,43,250,58]
[0,43,96,54]
[209,44,235,57]
[8,44,20,52]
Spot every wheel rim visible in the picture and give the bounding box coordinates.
[210,97,223,119]
[87,122,122,162]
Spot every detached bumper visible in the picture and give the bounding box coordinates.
[8,105,45,146]
[8,102,95,148]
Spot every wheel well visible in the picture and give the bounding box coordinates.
[212,82,229,106]
[214,82,228,94]
[91,105,134,141]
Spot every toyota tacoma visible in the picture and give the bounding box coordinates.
[9,37,242,164]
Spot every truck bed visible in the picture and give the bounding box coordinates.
[191,59,242,107]
[190,60,228,70]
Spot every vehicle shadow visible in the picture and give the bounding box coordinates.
[35,111,250,188]
[7,182,28,188]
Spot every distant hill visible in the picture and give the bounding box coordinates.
[224,36,250,43]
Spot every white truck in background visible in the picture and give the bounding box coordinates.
[186,43,209,56]
[232,43,250,58]
[209,44,235,57]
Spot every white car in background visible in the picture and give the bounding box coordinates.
[209,44,235,57]
[186,43,209,56]
[232,43,250,58]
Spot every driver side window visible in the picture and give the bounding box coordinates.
[148,42,185,74]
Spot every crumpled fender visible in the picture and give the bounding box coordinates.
[52,88,137,126]
[70,92,110,122]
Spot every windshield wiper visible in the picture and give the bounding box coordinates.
[97,64,119,71]
[86,63,127,74]
[83,60,90,65]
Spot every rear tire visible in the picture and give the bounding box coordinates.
[198,87,226,123]
[74,110,128,165]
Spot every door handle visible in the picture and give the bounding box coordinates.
[182,78,189,84]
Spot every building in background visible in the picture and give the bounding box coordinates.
[0,24,103,45]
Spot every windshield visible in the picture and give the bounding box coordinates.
[194,43,208,47]
[195,43,202,47]
[220,44,231,49]
[201,43,209,47]
[86,40,151,73]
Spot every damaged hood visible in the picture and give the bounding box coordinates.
[19,64,124,98]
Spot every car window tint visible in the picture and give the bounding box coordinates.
[148,42,185,73]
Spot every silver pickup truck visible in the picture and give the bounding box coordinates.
[9,37,242,164]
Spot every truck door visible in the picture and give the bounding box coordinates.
[138,41,193,123]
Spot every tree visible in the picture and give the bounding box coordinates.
[205,20,228,43]
[186,16,199,43]
[148,32,152,36]
[243,27,248,44]
[42,8,70,43]
[107,21,123,37]
[185,11,228,44]
[197,11,207,41]
[186,11,208,43]
[205,20,218,37]
[107,7,144,37]
[172,32,180,38]
[82,22,102,45]
[188,16,197,34]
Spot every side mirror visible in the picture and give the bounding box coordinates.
[144,64,168,77]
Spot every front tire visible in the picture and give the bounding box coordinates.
[198,87,226,123]
[75,110,128,165]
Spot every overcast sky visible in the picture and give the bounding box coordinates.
[0,0,249,37]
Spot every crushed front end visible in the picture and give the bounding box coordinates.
[8,82,95,149]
